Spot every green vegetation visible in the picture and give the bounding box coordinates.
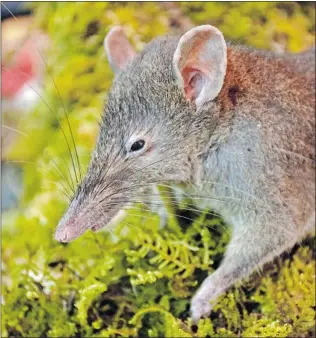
[2,2,315,337]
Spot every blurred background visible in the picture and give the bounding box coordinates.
[1,2,315,337]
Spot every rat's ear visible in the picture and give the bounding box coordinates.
[104,26,136,73]
[173,25,227,109]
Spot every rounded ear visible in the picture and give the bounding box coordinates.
[173,25,227,109]
[104,26,136,73]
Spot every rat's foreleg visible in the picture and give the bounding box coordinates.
[190,218,297,323]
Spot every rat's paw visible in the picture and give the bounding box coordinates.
[190,293,213,324]
[190,273,222,324]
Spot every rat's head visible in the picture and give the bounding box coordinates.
[55,25,227,242]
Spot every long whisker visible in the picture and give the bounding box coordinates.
[96,192,296,239]
[128,210,228,234]
[132,200,224,220]
[1,66,78,190]
[95,180,262,212]
[119,199,225,225]
[2,124,75,193]
[91,199,229,235]
[94,147,126,197]
[1,2,82,184]
[1,125,28,137]
[46,67,83,183]
[165,180,260,203]
[93,133,147,197]
[3,160,72,201]
[141,179,265,211]
[95,149,185,198]
[90,194,221,221]
[99,209,116,240]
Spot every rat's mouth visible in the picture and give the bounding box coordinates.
[91,209,127,233]
[91,223,104,232]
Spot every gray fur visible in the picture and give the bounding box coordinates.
[55,27,315,323]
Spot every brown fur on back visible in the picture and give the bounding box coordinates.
[217,46,315,229]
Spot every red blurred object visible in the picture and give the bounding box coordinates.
[2,39,36,98]
[2,16,49,158]
[1,16,49,114]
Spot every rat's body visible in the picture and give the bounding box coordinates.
[55,26,315,322]
[188,47,315,320]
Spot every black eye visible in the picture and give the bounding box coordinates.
[130,139,145,152]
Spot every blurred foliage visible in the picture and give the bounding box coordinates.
[181,2,315,52]
[2,2,315,337]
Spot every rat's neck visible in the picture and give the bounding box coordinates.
[217,46,267,111]
[218,45,312,111]
[196,46,273,161]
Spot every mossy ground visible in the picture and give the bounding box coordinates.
[2,2,315,337]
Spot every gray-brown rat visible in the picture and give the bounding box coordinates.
[54,25,315,323]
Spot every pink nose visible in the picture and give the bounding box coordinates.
[54,226,72,243]
[54,217,79,243]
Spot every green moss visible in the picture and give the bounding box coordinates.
[2,2,315,337]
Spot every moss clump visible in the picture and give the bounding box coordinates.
[2,2,315,337]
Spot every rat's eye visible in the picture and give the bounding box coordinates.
[130,139,145,152]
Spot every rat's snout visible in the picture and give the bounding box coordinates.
[54,195,98,243]
[54,215,88,243]
[54,153,146,243]
[55,205,123,243]
[54,219,74,243]
[54,186,126,243]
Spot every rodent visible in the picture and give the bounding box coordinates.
[54,25,315,323]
